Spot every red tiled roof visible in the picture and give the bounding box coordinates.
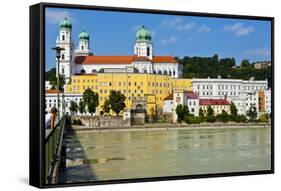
[75,55,178,65]
[187,92,199,99]
[152,56,178,63]
[199,99,230,106]
[164,94,173,100]
[46,89,61,94]
[132,56,151,62]
[75,56,134,65]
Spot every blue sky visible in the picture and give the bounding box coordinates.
[45,7,271,71]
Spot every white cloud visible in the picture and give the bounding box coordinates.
[244,47,271,57]
[46,10,74,24]
[161,35,178,44]
[223,23,254,36]
[162,18,195,31]
[197,25,211,32]
[161,18,210,33]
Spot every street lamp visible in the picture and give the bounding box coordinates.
[51,46,65,119]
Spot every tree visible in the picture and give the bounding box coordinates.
[175,104,189,123]
[69,101,78,114]
[207,106,214,117]
[102,98,111,114]
[83,88,99,115]
[175,104,184,123]
[107,90,126,116]
[78,100,86,115]
[241,59,251,68]
[199,107,204,117]
[230,101,238,116]
[49,74,65,91]
[259,114,269,123]
[246,105,257,121]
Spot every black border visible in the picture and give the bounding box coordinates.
[29,2,274,189]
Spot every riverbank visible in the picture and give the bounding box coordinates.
[69,122,271,133]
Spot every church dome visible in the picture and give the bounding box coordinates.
[59,18,72,30]
[136,26,151,42]
[79,30,89,40]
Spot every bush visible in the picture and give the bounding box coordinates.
[72,119,83,125]
[184,115,201,124]
[206,115,216,122]
[259,114,269,123]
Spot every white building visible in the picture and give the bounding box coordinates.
[45,90,84,116]
[55,19,183,80]
[192,76,268,100]
[163,94,174,113]
[45,81,52,90]
[191,76,269,116]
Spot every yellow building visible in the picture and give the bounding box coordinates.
[65,73,191,115]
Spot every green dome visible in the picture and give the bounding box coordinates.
[79,30,89,40]
[136,25,151,42]
[59,18,72,30]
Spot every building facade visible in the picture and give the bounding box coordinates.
[55,19,183,81]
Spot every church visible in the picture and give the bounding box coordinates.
[55,18,183,83]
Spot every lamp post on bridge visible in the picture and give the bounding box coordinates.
[52,46,65,119]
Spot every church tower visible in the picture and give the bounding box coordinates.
[74,30,91,56]
[56,18,73,83]
[134,26,153,60]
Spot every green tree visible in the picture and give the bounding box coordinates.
[102,98,111,114]
[108,90,126,116]
[207,106,214,117]
[230,101,238,116]
[78,100,86,115]
[241,59,251,68]
[199,107,204,117]
[83,88,99,115]
[175,104,189,123]
[259,114,269,123]
[49,74,65,91]
[69,100,78,114]
[246,105,257,121]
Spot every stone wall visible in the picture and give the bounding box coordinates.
[71,115,131,128]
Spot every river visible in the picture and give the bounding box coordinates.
[60,127,271,183]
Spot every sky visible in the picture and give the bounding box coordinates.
[45,7,271,71]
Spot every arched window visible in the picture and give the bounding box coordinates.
[158,71,162,75]
[136,104,143,109]
[80,69,86,74]
[169,71,172,76]
[92,69,97,73]
[143,69,147,73]
[61,54,65,60]
[81,45,84,50]
[164,71,168,75]
[62,35,65,41]
[62,68,64,74]
[147,47,150,57]
[173,71,176,75]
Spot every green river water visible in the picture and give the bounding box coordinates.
[60,127,271,183]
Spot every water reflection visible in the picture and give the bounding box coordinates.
[61,127,271,182]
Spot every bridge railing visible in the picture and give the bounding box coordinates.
[45,115,66,184]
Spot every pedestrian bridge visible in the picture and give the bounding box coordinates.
[45,115,66,184]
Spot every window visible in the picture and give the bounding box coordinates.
[80,69,86,74]
[81,45,84,50]
[62,68,64,74]
[147,47,150,57]
[62,35,65,40]
[61,54,65,60]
